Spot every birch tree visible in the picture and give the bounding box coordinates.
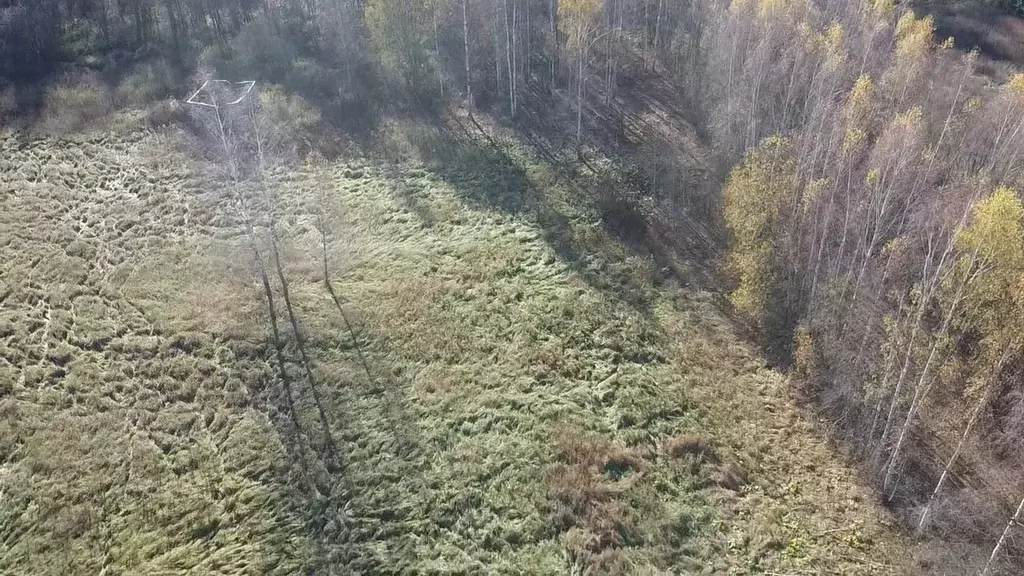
[723,135,798,332]
[918,187,1024,530]
[983,496,1024,576]
[560,0,602,157]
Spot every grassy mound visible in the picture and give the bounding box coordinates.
[0,122,913,574]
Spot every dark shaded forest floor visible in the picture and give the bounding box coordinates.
[918,0,1024,78]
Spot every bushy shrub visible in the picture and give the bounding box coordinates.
[792,326,822,384]
[230,20,298,83]
[257,84,320,155]
[285,58,335,101]
[114,60,177,108]
[38,73,112,135]
[60,19,105,67]
[262,85,319,129]
[145,99,188,129]
[371,119,438,163]
[196,45,239,81]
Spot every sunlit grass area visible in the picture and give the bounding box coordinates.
[0,120,911,574]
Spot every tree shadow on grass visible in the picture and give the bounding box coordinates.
[394,121,585,267]
[243,319,429,572]
[235,241,427,572]
[507,74,726,296]
[391,117,676,317]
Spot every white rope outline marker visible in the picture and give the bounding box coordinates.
[185,79,257,181]
[186,80,256,108]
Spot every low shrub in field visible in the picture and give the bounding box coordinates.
[258,84,320,148]
[114,60,177,108]
[38,73,112,135]
[665,434,718,462]
[145,99,188,129]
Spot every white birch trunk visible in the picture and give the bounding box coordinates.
[463,0,473,111]
[982,495,1024,576]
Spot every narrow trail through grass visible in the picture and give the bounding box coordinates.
[1,121,916,573]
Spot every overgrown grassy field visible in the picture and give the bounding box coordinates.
[1,118,917,574]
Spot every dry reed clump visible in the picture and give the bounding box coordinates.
[666,434,719,462]
[548,435,645,573]
[665,434,747,491]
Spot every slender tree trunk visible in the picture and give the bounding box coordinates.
[614,1,622,100]
[463,0,474,113]
[211,94,239,183]
[604,0,614,106]
[883,253,977,497]
[880,200,975,448]
[511,0,518,115]
[248,89,267,177]
[504,0,515,115]
[550,0,558,91]
[918,345,1014,532]
[97,0,111,47]
[643,0,650,71]
[987,103,1019,172]
[982,495,1024,576]
[809,163,843,301]
[433,0,444,100]
[916,393,984,532]
[494,1,503,96]
[652,0,663,73]
[879,263,937,445]
[576,46,584,158]
[525,0,531,79]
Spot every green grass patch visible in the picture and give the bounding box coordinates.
[0,123,912,574]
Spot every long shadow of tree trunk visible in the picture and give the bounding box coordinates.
[315,212,375,387]
[268,224,341,471]
[247,238,318,492]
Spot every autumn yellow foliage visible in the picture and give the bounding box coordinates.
[843,74,874,152]
[1007,73,1024,98]
[953,187,1024,371]
[956,187,1024,305]
[560,0,602,50]
[894,11,934,67]
[724,136,797,327]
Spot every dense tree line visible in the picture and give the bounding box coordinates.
[4,0,1024,572]
[0,0,718,131]
[713,2,1024,572]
